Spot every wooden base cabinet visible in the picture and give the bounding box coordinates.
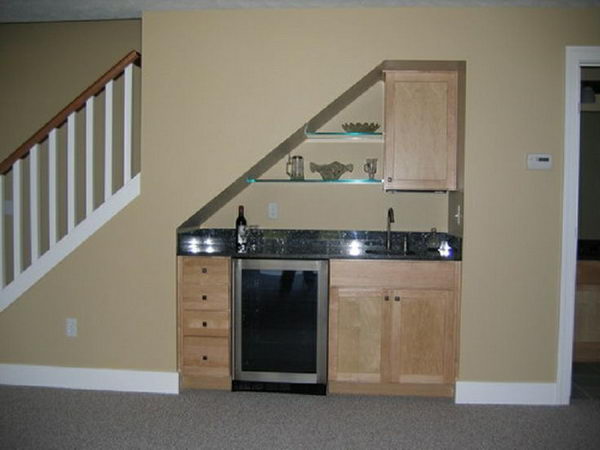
[178,256,231,390]
[328,260,460,397]
[574,261,600,362]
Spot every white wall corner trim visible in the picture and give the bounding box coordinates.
[455,382,559,405]
[0,363,179,394]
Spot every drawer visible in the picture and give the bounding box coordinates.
[182,336,229,377]
[182,310,230,337]
[181,284,229,311]
[330,259,459,290]
[180,256,230,287]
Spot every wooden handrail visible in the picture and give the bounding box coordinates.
[0,50,141,175]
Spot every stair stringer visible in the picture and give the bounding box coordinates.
[0,174,140,313]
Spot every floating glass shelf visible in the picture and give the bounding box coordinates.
[304,131,383,143]
[247,178,383,184]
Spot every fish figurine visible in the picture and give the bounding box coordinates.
[309,161,354,180]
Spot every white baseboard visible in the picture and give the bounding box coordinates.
[455,381,558,405]
[0,363,179,394]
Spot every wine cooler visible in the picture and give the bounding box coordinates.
[232,258,328,395]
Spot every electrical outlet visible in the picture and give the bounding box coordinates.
[454,204,462,226]
[3,200,13,216]
[268,202,278,219]
[65,318,77,337]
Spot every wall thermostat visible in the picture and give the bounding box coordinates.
[527,153,553,170]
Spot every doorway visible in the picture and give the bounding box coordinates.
[558,46,600,404]
[572,67,600,399]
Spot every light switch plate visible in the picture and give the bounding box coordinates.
[527,153,553,170]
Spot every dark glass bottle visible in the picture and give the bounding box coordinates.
[235,205,247,253]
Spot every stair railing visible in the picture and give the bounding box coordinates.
[0,50,142,311]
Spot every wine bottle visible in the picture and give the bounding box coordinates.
[235,205,247,253]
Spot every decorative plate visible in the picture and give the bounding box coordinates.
[341,122,380,133]
[310,161,354,180]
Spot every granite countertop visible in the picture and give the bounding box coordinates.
[177,229,462,261]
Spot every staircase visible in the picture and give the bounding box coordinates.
[0,51,142,312]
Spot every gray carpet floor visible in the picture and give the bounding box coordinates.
[1,386,599,449]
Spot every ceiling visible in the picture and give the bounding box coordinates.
[1,0,599,24]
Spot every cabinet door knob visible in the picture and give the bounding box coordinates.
[201,268,208,274]
[202,356,208,361]
[202,321,207,327]
[387,177,392,182]
[384,295,390,301]
[394,296,401,302]
[202,295,207,300]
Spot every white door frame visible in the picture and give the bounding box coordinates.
[557,46,600,404]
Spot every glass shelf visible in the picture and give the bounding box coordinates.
[247,178,383,184]
[304,131,383,143]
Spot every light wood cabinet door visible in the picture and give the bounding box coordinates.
[383,289,456,385]
[329,288,385,383]
[328,259,460,397]
[384,70,458,191]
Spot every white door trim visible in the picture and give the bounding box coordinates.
[558,46,600,405]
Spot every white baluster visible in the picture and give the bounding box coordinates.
[30,144,40,261]
[86,96,94,217]
[49,129,57,246]
[123,64,133,184]
[0,174,4,287]
[13,159,22,276]
[105,80,113,200]
[67,113,76,232]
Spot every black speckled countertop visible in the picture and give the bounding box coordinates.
[177,228,461,261]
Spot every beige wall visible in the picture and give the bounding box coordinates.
[0,20,163,370]
[204,81,450,232]
[0,20,142,280]
[0,20,141,160]
[1,8,599,383]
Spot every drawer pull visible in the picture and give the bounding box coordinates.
[202,295,207,300]
[384,295,390,301]
[394,296,401,302]
[202,356,208,361]
[201,268,208,274]
[202,321,207,327]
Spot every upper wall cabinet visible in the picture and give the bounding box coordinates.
[383,70,460,191]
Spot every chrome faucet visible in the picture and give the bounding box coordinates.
[386,207,395,251]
